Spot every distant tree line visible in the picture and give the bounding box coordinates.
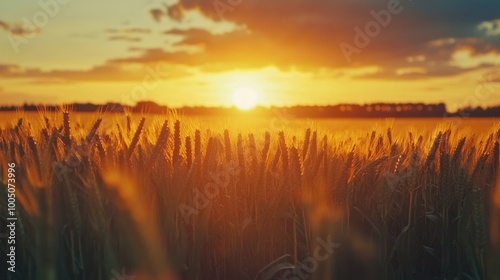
[1,101,500,118]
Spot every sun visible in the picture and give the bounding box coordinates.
[232,87,259,110]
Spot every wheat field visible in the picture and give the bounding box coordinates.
[1,111,500,280]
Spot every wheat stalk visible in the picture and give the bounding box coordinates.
[472,187,487,250]
[126,115,132,137]
[279,131,289,172]
[148,120,169,169]
[451,137,466,167]
[85,117,102,143]
[63,111,71,151]
[186,136,192,168]
[289,146,302,188]
[173,120,181,166]
[224,129,232,162]
[439,152,452,209]
[237,133,246,178]
[308,131,318,162]
[126,117,145,159]
[248,133,258,174]
[191,129,202,176]
[28,135,42,180]
[425,131,442,167]
[302,128,311,160]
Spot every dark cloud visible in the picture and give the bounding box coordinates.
[139,0,500,79]
[116,28,310,71]
[4,1,500,83]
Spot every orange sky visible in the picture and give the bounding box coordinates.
[1,0,500,111]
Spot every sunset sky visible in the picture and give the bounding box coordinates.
[1,0,500,111]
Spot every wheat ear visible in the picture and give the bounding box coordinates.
[126,117,145,159]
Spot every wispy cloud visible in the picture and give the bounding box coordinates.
[109,36,141,42]
[0,20,39,36]
[0,62,189,83]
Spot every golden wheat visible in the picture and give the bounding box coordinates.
[0,112,498,280]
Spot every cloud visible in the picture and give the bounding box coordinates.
[478,19,500,36]
[115,28,307,71]
[0,91,59,105]
[109,36,141,42]
[103,27,152,43]
[150,8,164,22]
[357,36,500,79]
[149,4,185,22]
[136,0,500,79]
[484,68,500,82]
[102,27,152,42]
[3,0,500,83]
[0,20,39,36]
[166,4,184,21]
[106,28,151,34]
[0,62,191,83]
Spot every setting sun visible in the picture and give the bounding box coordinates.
[232,87,259,110]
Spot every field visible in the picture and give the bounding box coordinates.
[1,111,500,280]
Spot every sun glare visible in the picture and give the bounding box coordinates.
[232,87,259,110]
